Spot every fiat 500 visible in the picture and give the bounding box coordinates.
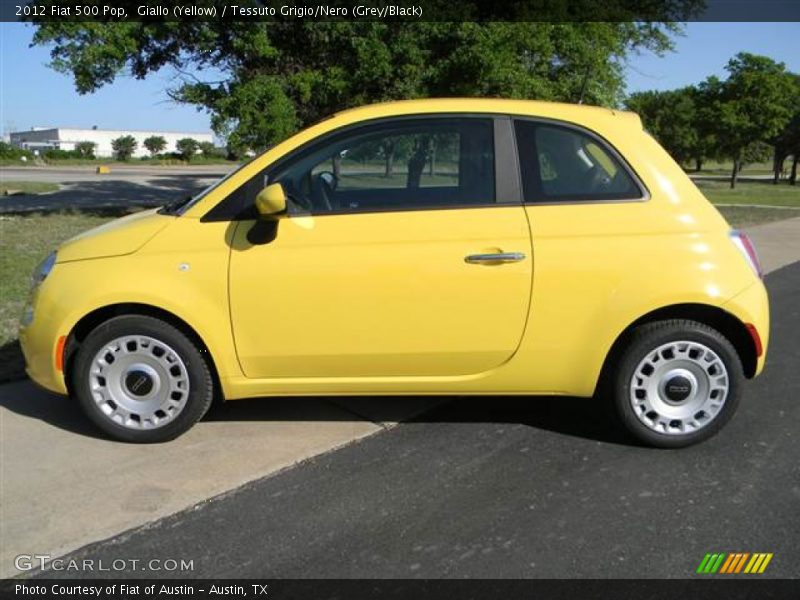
[20,99,768,446]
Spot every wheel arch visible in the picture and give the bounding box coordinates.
[597,303,759,394]
[64,303,223,400]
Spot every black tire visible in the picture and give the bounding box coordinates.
[608,319,743,448]
[71,315,214,443]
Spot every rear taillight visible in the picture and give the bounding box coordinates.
[730,231,763,279]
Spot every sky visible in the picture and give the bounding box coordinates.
[1,21,799,139]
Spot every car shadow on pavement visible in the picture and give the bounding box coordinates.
[0,380,104,438]
[406,395,632,445]
[0,378,632,445]
[208,394,632,445]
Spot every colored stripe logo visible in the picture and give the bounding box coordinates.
[696,552,773,574]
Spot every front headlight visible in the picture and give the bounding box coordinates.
[31,251,57,290]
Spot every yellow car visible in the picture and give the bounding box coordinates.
[19,99,768,447]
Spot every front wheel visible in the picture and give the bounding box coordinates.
[609,320,743,448]
[71,315,214,443]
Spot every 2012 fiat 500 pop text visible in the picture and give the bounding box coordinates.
[20,99,769,447]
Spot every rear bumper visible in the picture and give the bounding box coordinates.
[722,280,770,377]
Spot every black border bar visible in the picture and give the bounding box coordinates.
[3,578,800,600]
[2,0,800,23]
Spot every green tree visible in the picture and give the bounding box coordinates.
[143,135,167,157]
[777,112,800,185]
[626,87,699,167]
[740,141,772,171]
[626,86,721,171]
[176,138,200,161]
[702,53,795,188]
[199,141,219,158]
[687,85,721,172]
[346,139,383,165]
[0,141,34,160]
[111,135,137,161]
[74,141,96,158]
[30,11,699,154]
[770,74,800,184]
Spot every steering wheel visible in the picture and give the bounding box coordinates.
[311,171,338,211]
[585,165,613,192]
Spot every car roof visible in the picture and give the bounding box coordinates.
[331,98,640,130]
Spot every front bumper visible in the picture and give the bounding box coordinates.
[19,283,70,396]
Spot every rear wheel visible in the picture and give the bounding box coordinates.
[609,319,743,448]
[71,315,214,443]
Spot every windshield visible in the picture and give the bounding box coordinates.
[160,155,258,215]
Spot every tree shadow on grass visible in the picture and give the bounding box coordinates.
[0,176,215,215]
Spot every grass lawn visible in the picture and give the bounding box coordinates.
[695,179,800,208]
[715,205,800,228]
[688,160,774,177]
[0,211,118,382]
[0,181,60,195]
[695,179,800,227]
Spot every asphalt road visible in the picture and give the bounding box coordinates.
[0,166,232,212]
[32,262,800,579]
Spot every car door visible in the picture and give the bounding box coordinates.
[228,116,533,379]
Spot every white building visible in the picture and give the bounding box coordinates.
[9,126,214,158]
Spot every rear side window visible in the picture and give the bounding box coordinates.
[514,120,643,202]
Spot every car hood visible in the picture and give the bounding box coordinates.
[57,209,174,263]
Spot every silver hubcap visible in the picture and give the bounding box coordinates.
[89,335,190,430]
[630,340,729,436]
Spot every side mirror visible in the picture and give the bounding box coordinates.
[255,183,287,219]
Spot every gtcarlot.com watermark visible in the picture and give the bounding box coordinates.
[15,554,194,573]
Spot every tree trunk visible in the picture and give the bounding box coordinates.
[407,142,429,189]
[773,148,784,185]
[730,159,739,189]
[384,153,393,177]
[429,146,435,177]
[383,142,394,177]
[695,157,703,172]
[791,155,799,186]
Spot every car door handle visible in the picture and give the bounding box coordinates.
[464,252,527,265]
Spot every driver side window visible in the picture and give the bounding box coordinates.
[515,120,642,202]
[274,118,495,214]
